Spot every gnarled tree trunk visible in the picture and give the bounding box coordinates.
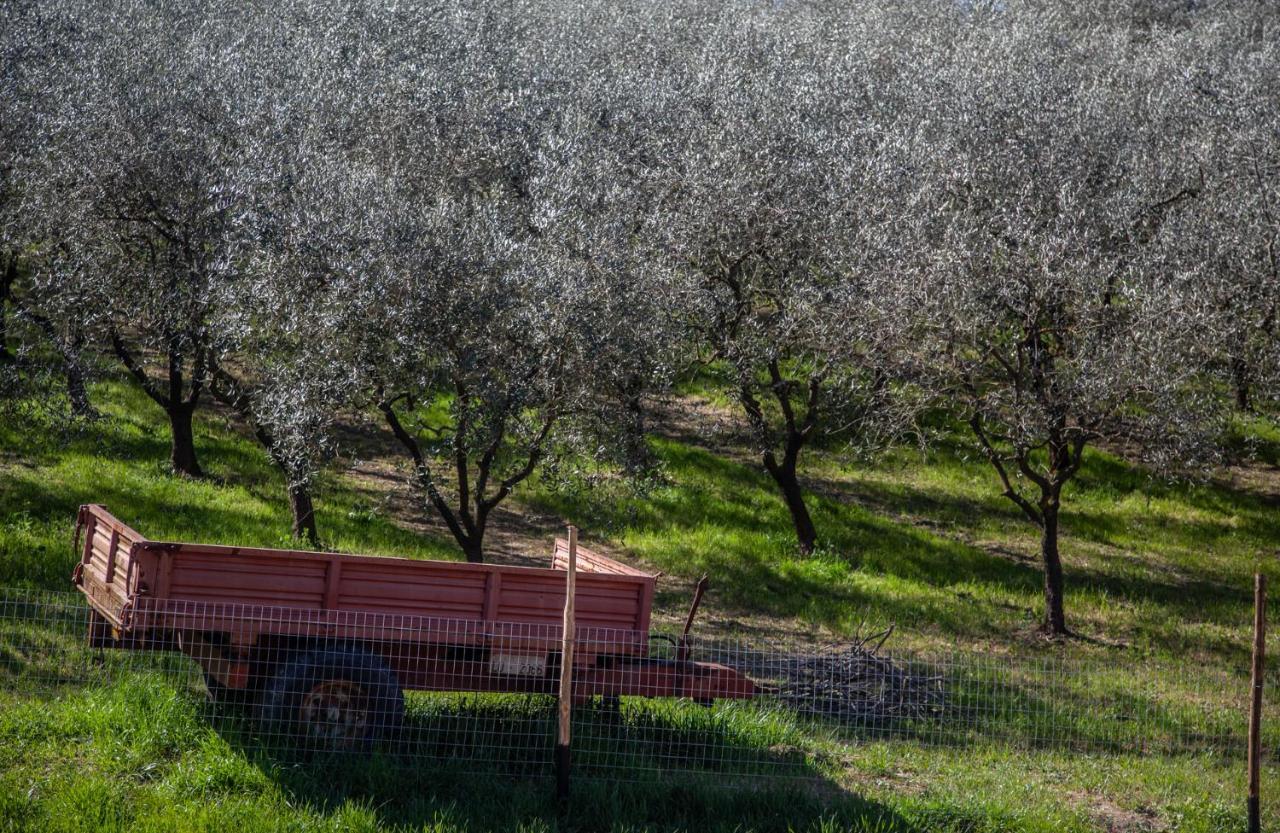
[0,254,15,365]
[23,307,97,418]
[736,361,824,556]
[64,353,94,418]
[763,452,817,555]
[287,480,320,548]
[1232,356,1253,412]
[60,329,96,418]
[209,364,323,547]
[969,409,1080,639]
[1039,501,1068,636]
[379,389,554,566]
[112,332,206,478]
[168,403,202,478]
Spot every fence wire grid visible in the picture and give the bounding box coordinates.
[0,587,1267,786]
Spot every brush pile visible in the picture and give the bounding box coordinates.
[724,626,947,726]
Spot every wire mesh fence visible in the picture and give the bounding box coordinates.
[0,586,1267,787]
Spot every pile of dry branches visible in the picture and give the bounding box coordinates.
[771,627,946,725]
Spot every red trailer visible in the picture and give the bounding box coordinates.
[72,504,754,748]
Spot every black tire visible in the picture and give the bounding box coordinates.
[254,645,405,753]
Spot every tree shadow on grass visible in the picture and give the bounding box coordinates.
[836,467,1261,662]
[0,609,1253,833]
[555,439,1267,658]
[212,693,920,833]
[896,656,1251,760]
[0,442,459,591]
[528,442,1046,634]
[204,667,1257,833]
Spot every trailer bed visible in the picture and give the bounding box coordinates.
[73,504,655,663]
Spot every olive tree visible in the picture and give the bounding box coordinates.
[200,0,435,544]
[11,0,356,542]
[1181,25,1280,412]
[221,4,645,564]
[916,12,1224,636]
[640,5,923,554]
[366,130,640,563]
[13,0,259,476]
[0,0,99,418]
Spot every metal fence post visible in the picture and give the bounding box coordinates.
[1249,572,1267,833]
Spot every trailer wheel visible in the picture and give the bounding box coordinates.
[254,645,404,753]
[203,672,253,709]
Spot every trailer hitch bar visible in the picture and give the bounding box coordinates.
[673,575,709,699]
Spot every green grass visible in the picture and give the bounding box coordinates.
[2,374,1278,830]
[525,428,1275,667]
[0,671,1261,832]
[0,379,457,591]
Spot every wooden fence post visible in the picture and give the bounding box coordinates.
[556,525,578,805]
[1249,572,1267,833]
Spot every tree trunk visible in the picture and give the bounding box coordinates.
[1232,357,1253,412]
[26,310,96,416]
[764,457,817,555]
[65,358,94,418]
[461,534,485,564]
[168,404,203,478]
[287,481,320,548]
[613,374,655,476]
[38,319,95,417]
[61,329,96,419]
[220,378,323,548]
[622,389,654,476]
[1039,504,1068,636]
[0,254,14,365]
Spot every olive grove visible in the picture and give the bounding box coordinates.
[2,0,1276,628]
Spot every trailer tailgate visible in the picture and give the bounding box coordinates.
[72,504,149,627]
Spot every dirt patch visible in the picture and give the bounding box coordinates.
[648,392,755,462]
[1067,791,1166,833]
[1218,458,1280,507]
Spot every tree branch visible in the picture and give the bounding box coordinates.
[481,407,558,512]
[378,396,471,548]
[110,330,169,409]
[969,412,1043,528]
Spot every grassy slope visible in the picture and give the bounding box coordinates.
[0,380,457,591]
[0,377,1272,831]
